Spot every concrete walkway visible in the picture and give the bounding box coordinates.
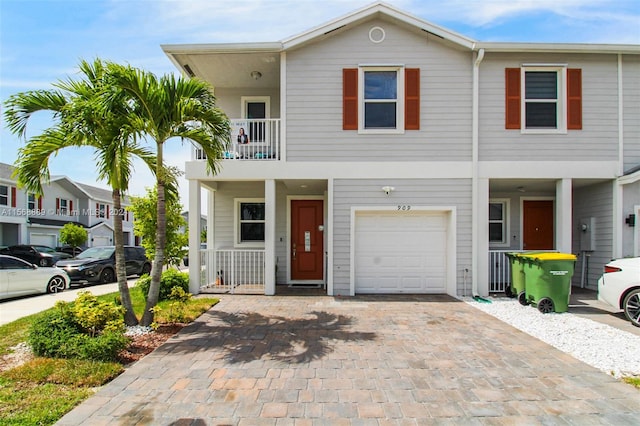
[56,293,640,425]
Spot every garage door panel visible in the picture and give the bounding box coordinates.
[355,211,448,294]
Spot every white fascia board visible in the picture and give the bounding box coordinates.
[619,170,640,185]
[281,2,476,51]
[478,42,640,55]
[161,42,283,55]
[479,161,620,179]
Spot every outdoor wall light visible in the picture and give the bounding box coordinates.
[250,71,262,80]
[381,186,395,195]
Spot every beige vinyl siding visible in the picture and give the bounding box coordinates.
[479,53,620,162]
[331,178,472,296]
[623,55,640,172]
[572,181,614,290]
[285,18,472,162]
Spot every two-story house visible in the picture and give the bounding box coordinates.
[163,2,640,297]
[0,162,136,248]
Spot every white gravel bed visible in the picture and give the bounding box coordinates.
[124,325,154,337]
[463,296,640,378]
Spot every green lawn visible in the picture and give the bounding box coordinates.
[0,286,218,426]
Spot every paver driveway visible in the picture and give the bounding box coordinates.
[57,294,640,425]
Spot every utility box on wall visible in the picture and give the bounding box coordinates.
[579,217,596,252]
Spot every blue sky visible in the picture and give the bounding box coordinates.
[1,0,639,206]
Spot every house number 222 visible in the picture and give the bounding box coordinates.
[397,205,411,211]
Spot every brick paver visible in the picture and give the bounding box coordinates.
[56,294,640,425]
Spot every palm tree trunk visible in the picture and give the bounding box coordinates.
[113,189,138,326]
[141,145,167,326]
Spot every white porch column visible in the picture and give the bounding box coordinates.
[188,179,202,295]
[556,179,572,253]
[474,178,490,297]
[264,179,276,295]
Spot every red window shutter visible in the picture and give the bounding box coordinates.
[56,198,60,213]
[405,68,420,130]
[10,187,16,207]
[106,205,110,219]
[69,200,73,215]
[567,68,582,130]
[505,68,521,129]
[343,68,358,130]
[37,196,42,210]
[96,203,99,217]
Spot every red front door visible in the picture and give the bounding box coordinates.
[523,200,554,250]
[291,200,324,280]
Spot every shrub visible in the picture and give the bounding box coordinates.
[137,269,189,301]
[27,292,129,361]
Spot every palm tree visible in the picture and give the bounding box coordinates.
[3,59,164,326]
[108,66,229,326]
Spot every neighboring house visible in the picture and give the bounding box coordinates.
[0,162,136,248]
[179,212,207,239]
[163,2,640,297]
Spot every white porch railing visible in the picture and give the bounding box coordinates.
[488,250,557,293]
[193,118,281,161]
[199,249,265,294]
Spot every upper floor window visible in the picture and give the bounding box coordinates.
[235,199,265,247]
[363,69,399,130]
[0,185,8,206]
[343,67,420,133]
[56,198,73,215]
[505,67,582,133]
[97,203,108,219]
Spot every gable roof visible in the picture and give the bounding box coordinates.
[281,1,476,51]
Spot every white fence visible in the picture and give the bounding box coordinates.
[199,249,265,294]
[193,118,281,161]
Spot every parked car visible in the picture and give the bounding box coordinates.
[597,257,640,327]
[0,245,72,267]
[56,246,151,285]
[0,255,70,300]
[55,245,84,257]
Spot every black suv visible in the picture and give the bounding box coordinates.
[56,246,151,284]
[0,245,72,267]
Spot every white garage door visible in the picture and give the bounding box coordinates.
[29,233,57,247]
[355,211,447,294]
[92,236,111,247]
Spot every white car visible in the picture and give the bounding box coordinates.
[597,257,640,327]
[0,254,70,300]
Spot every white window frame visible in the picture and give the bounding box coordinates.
[97,203,107,218]
[0,185,8,206]
[58,198,69,215]
[489,199,510,248]
[358,65,405,135]
[234,198,266,248]
[521,65,567,134]
[27,194,36,210]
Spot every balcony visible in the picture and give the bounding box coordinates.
[192,119,281,161]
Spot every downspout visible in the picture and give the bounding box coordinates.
[471,47,485,298]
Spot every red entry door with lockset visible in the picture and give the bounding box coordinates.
[523,200,554,250]
[291,200,324,280]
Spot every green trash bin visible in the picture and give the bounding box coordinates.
[520,252,577,314]
[505,253,526,304]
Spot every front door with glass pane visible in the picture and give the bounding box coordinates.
[246,101,266,143]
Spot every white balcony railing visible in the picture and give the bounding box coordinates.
[193,118,281,161]
[199,249,265,294]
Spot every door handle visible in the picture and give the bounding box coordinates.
[292,243,296,260]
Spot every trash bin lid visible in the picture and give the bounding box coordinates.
[525,252,577,261]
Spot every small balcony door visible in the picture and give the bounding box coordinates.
[242,96,269,143]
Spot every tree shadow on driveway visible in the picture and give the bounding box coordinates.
[155,309,377,364]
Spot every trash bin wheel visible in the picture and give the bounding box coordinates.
[505,285,514,298]
[517,291,528,306]
[537,297,555,314]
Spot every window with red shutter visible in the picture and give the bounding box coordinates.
[405,68,420,130]
[343,68,358,130]
[567,68,582,130]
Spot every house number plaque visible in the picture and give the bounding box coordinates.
[304,231,311,251]
[397,205,412,211]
